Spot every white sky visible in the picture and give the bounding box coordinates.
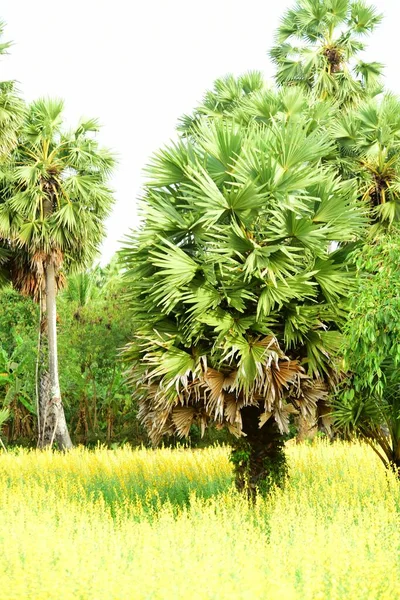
[1,0,399,263]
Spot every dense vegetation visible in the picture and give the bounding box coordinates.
[0,266,142,446]
[121,0,400,492]
[1,0,400,494]
[2,2,400,598]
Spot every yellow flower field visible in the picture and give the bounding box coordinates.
[1,441,400,600]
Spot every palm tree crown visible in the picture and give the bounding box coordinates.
[333,93,400,227]
[0,98,115,292]
[0,20,25,286]
[0,98,115,449]
[122,82,365,444]
[270,0,383,104]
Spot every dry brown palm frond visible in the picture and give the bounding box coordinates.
[291,377,328,419]
[271,360,303,389]
[204,368,240,421]
[254,334,280,350]
[199,412,208,438]
[171,407,195,438]
[273,402,299,434]
[49,247,64,269]
[10,249,66,301]
[255,359,303,411]
[258,411,273,428]
[317,399,334,435]
[222,370,237,390]
[204,368,225,401]
[226,422,242,437]
[136,336,332,443]
[224,394,243,426]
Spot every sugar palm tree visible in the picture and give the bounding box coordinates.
[333,93,400,228]
[0,20,25,285]
[270,0,383,104]
[178,71,266,134]
[122,83,365,495]
[63,269,102,308]
[62,257,122,312]
[0,20,25,159]
[0,98,115,448]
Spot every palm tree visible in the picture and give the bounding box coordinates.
[0,21,25,285]
[0,20,25,159]
[333,93,400,228]
[122,82,365,495]
[63,270,102,309]
[63,255,123,306]
[0,98,115,448]
[270,0,383,104]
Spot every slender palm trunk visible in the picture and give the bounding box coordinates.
[231,406,288,499]
[38,288,51,447]
[39,261,72,449]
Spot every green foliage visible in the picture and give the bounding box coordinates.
[0,262,145,446]
[57,264,138,444]
[333,228,400,469]
[270,0,383,104]
[0,287,37,442]
[0,97,115,280]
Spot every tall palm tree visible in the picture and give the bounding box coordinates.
[0,20,25,285]
[122,83,365,495]
[0,98,115,448]
[333,93,400,228]
[0,20,25,159]
[270,0,383,104]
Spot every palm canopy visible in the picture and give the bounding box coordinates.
[333,93,400,227]
[0,98,115,293]
[122,81,365,444]
[0,20,25,158]
[63,256,123,308]
[0,20,25,285]
[270,0,383,103]
[0,80,25,160]
[180,71,338,147]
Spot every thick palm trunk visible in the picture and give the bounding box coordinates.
[231,406,287,498]
[295,413,318,443]
[39,261,72,449]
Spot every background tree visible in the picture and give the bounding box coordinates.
[122,87,365,495]
[0,98,115,448]
[0,20,25,285]
[0,259,138,448]
[0,286,37,442]
[333,228,400,472]
[333,93,400,228]
[270,0,383,104]
[57,260,137,445]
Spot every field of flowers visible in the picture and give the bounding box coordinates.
[1,441,400,599]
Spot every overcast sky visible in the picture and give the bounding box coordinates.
[1,0,399,262]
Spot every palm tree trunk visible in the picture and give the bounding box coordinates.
[230,406,288,499]
[295,413,318,443]
[40,261,72,450]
